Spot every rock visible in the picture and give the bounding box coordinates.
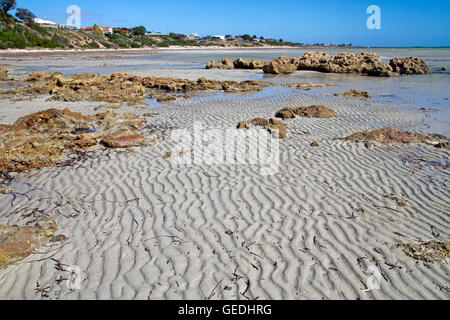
[344,128,446,144]
[390,57,431,75]
[101,130,147,148]
[6,72,273,105]
[441,67,446,71]
[293,51,332,71]
[364,142,374,149]
[156,95,176,103]
[0,109,147,172]
[292,51,402,77]
[237,118,287,139]
[276,106,337,119]
[205,52,430,77]
[342,89,372,98]
[263,57,297,74]
[435,142,450,150]
[26,71,63,81]
[275,108,296,120]
[0,219,57,268]
[50,234,68,242]
[143,112,159,117]
[311,141,323,147]
[234,58,252,69]
[206,58,234,70]
[250,60,267,69]
[282,82,333,90]
[0,67,9,81]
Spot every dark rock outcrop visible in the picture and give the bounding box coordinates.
[206,52,431,77]
[263,56,298,74]
[237,118,287,139]
[276,106,337,119]
[344,128,445,144]
[389,57,431,75]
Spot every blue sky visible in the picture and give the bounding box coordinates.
[14,0,450,47]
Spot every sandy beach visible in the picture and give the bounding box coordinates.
[0,50,448,300]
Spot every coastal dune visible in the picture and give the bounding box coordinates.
[0,86,448,299]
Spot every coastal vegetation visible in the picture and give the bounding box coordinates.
[0,2,301,50]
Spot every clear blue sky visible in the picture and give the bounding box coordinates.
[14,0,450,47]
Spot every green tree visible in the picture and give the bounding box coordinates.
[93,25,104,37]
[0,0,16,13]
[132,26,146,36]
[242,34,251,41]
[15,8,35,26]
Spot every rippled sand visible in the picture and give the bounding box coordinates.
[0,55,449,300]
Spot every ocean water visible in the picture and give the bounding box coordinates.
[17,48,450,135]
[144,47,450,135]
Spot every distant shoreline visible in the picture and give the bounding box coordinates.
[0,45,447,59]
[0,45,361,58]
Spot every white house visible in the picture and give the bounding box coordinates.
[82,26,114,35]
[188,33,200,40]
[34,18,58,29]
[145,32,165,37]
[34,18,78,30]
[212,35,226,41]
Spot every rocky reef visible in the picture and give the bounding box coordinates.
[0,108,148,173]
[0,219,59,268]
[206,52,431,77]
[1,72,273,105]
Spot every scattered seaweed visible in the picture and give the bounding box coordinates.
[400,241,449,264]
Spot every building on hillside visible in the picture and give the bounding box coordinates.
[113,28,131,35]
[33,18,58,29]
[212,35,226,41]
[58,24,77,30]
[145,32,165,37]
[188,33,200,40]
[33,18,78,30]
[81,26,114,35]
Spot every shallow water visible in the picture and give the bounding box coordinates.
[13,48,450,135]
